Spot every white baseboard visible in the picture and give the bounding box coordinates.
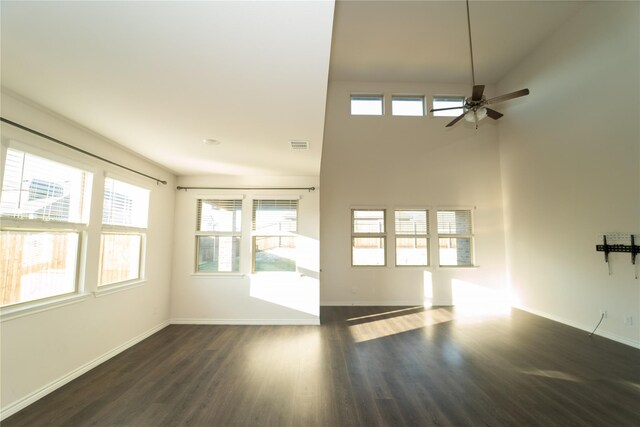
[170,318,320,325]
[515,304,640,350]
[0,320,170,421]
[321,301,424,307]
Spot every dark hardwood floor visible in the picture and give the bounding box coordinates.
[4,306,640,426]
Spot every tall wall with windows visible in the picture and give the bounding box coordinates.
[496,1,640,347]
[0,91,176,417]
[320,81,507,305]
[170,175,320,324]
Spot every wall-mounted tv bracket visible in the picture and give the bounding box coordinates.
[596,234,640,278]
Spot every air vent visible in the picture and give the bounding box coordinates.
[290,141,309,151]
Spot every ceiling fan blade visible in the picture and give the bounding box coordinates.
[471,85,485,101]
[446,112,467,127]
[485,108,503,120]
[430,106,465,112]
[487,88,530,105]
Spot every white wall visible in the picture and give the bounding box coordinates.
[320,81,507,306]
[171,175,320,324]
[497,2,640,347]
[0,91,176,417]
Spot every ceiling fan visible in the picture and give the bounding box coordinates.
[430,0,530,128]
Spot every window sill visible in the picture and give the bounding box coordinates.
[191,273,245,279]
[0,293,91,322]
[438,265,478,269]
[93,280,146,297]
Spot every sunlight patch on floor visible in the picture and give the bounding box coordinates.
[349,308,455,343]
[519,369,583,383]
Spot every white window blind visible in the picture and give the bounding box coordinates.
[353,210,386,234]
[392,96,424,116]
[437,210,472,235]
[432,96,465,117]
[351,95,384,116]
[102,177,149,228]
[0,148,92,223]
[395,210,428,235]
[198,199,242,232]
[252,200,298,233]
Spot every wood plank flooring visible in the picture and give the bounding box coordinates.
[3,306,640,426]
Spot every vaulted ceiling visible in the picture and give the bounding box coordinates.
[0,1,582,177]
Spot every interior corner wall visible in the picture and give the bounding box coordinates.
[320,81,507,306]
[0,91,176,416]
[170,175,320,324]
[497,2,640,347]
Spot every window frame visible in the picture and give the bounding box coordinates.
[351,208,387,267]
[432,96,466,117]
[194,198,243,275]
[251,199,299,273]
[436,208,475,267]
[97,175,150,289]
[394,209,430,267]
[350,94,384,116]
[391,95,425,117]
[0,143,93,313]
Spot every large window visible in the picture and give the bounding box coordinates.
[437,210,474,266]
[252,200,298,272]
[352,209,386,266]
[0,148,92,306]
[99,177,149,286]
[395,210,429,266]
[196,199,242,273]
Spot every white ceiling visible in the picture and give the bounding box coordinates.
[1,1,335,176]
[1,1,582,177]
[330,0,583,84]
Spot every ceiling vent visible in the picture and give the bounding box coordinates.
[290,141,309,151]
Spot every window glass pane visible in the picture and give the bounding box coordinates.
[351,96,383,116]
[396,237,428,266]
[99,234,141,286]
[197,236,240,273]
[1,231,78,306]
[439,237,472,266]
[198,200,242,232]
[252,200,297,233]
[437,210,472,234]
[395,210,428,234]
[352,237,385,266]
[353,210,385,234]
[0,148,92,223]
[254,236,296,272]
[392,97,424,116]
[102,178,149,228]
[432,97,465,117]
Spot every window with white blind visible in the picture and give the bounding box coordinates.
[352,209,386,266]
[395,210,429,266]
[432,96,465,117]
[351,95,384,116]
[99,177,149,286]
[0,148,93,307]
[252,200,298,272]
[437,210,474,266]
[392,96,425,116]
[196,199,242,273]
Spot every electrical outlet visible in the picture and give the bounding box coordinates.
[600,309,608,319]
[624,316,633,326]
[351,286,357,294]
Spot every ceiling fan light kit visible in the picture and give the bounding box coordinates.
[430,0,530,129]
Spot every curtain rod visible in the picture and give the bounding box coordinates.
[177,186,316,192]
[0,117,168,185]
